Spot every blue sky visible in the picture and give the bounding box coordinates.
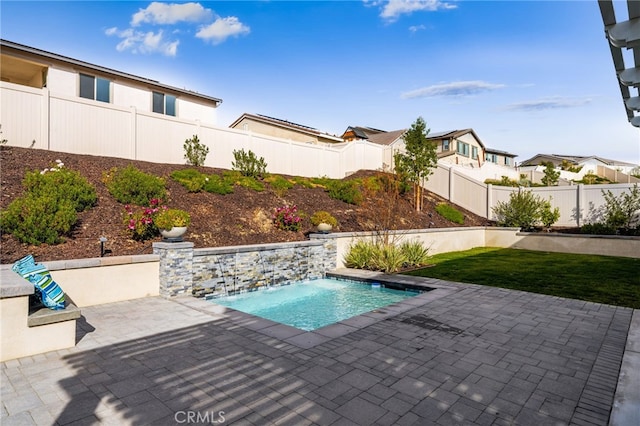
[2,0,639,164]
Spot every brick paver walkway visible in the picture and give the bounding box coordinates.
[1,272,633,425]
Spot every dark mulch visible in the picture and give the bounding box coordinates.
[0,146,492,263]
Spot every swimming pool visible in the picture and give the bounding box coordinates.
[210,278,420,331]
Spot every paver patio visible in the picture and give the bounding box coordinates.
[0,272,634,425]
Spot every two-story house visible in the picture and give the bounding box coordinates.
[426,129,517,168]
[1,39,222,158]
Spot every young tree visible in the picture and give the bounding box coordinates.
[393,117,438,212]
[541,162,560,186]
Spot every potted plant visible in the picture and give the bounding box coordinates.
[311,210,338,233]
[155,208,191,241]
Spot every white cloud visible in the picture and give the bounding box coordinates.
[377,0,457,22]
[196,17,251,45]
[401,81,506,98]
[505,97,592,111]
[106,27,179,57]
[131,2,212,26]
[107,2,250,55]
[409,24,426,33]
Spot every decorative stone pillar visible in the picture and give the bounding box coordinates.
[153,241,194,297]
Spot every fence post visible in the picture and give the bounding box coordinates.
[449,166,455,202]
[153,241,194,297]
[486,183,493,219]
[576,184,584,227]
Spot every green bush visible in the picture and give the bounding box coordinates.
[399,240,430,267]
[232,149,267,179]
[435,203,464,224]
[203,174,235,195]
[601,184,640,230]
[265,174,294,195]
[0,163,97,245]
[171,169,206,192]
[310,211,338,227]
[492,190,560,231]
[183,135,209,167]
[343,239,429,273]
[343,240,378,270]
[373,244,407,273]
[104,165,166,205]
[581,223,616,235]
[327,180,363,205]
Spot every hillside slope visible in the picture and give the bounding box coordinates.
[0,146,490,263]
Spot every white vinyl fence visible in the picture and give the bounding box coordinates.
[2,81,636,227]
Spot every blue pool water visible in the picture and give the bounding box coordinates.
[211,278,419,331]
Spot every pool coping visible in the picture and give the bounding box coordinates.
[172,269,461,349]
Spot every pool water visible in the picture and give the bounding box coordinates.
[211,278,419,331]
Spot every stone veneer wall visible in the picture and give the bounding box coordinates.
[153,237,337,298]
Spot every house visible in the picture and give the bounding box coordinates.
[426,129,517,168]
[485,147,518,168]
[519,153,639,183]
[341,126,407,171]
[1,39,222,125]
[341,126,387,142]
[229,113,344,144]
[519,154,638,175]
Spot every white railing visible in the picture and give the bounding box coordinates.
[2,81,637,226]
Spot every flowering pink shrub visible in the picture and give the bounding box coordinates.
[273,205,302,231]
[124,198,165,240]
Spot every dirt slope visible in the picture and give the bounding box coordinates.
[0,146,491,263]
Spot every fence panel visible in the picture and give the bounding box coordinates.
[1,83,43,148]
[49,95,132,159]
[450,170,488,217]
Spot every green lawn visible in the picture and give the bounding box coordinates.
[403,247,640,308]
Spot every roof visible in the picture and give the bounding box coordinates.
[367,129,407,146]
[426,129,486,149]
[520,153,638,167]
[341,126,387,140]
[0,39,222,105]
[484,147,518,157]
[229,113,344,142]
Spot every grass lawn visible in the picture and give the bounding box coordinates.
[403,247,640,309]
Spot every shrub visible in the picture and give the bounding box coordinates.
[373,244,407,273]
[232,149,267,178]
[104,165,166,205]
[155,208,191,229]
[399,240,430,267]
[203,174,234,195]
[310,211,338,227]
[327,180,363,205]
[581,223,616,235]
[541,162,560,186]
[273,205,302,231]
[435,203,464,224]
[265,174,294,195]
[601,184,640,231]
[0,162,97,245]
[492,190,560,231]
[171,169,206,192]
[123,199,162,241]
[343,240,378,270]
[485,176,519,187]
[183,135,209,167]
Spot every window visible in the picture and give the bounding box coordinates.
[485,153,498,163]
[456,141,469,157]
[471,146,478,160]
[79,74,110,103]
[442,139,450,151]
[504,157,511,166]
[153,92,176,116]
